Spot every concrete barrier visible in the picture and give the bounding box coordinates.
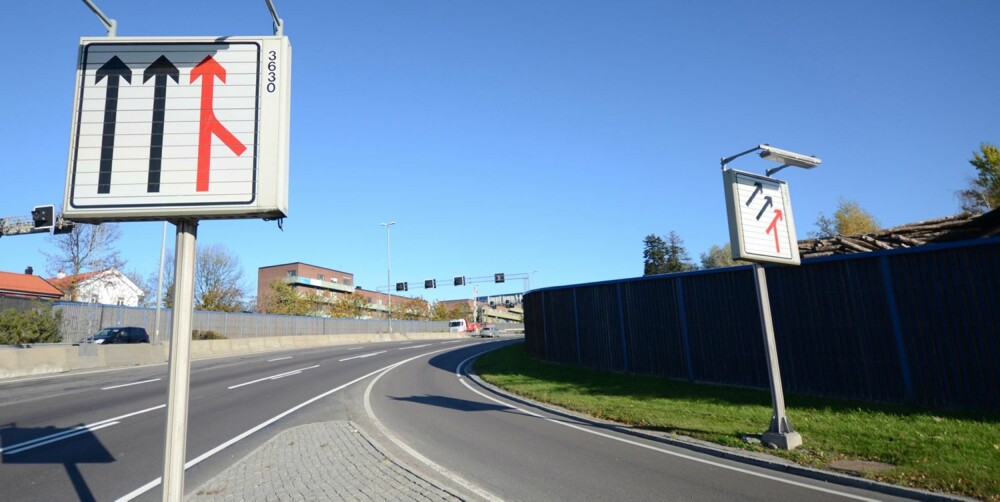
[0,332,472,380]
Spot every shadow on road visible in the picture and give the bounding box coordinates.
[423,339,517,377]
[389,394,512,414]
[1,422,115,502]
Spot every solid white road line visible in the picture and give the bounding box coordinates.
[4,422,120,455]
[0,404,165,455]
[101,378,161,390]
[228,365,320,390]
[454,355,880,502]
[398,344,431,350]
[364,349,504,502]
[117,352,445,502]
[267,356,293,362]
[339,351,386,362]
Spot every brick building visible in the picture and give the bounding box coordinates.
[256,262,425,317]
[257,263,355,309]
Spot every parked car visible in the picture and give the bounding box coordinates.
[85,327,150,344]
[480,326,500,338]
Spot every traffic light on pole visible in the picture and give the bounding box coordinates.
[396,282,408,291]
[453,276,465,286]
[424,279,436,289]
[494,273,505,283]
[31,205,54,231]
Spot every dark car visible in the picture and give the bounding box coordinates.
[86,327,150,344]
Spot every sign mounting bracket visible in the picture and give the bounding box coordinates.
[80,0,117,37]
[264,0,284,36]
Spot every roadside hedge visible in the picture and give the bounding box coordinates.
[0,303,63,344]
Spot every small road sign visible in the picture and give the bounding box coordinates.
[64,37,291,222]
[723,169,800,265]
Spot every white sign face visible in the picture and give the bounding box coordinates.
[64,36,291,222]
[723,169,800,265]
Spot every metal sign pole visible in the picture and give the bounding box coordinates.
[752,263,801,450]
[162,220,198,501]
[154,221,167,343]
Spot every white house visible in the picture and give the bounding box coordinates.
[49,269,145,307]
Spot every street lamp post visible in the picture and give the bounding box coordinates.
[380,221,396,333]
[721,144,820,451]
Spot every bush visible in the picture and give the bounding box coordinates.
[192,329,227,340]
[0,303,63,345]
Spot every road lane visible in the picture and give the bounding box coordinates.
[367,340,917,502]
[0,339,483,501]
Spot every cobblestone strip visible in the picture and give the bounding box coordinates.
[187,421,463,501]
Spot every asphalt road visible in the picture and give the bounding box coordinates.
[0,338,927,501]
[0,339,486,501]
[368,340,921,502]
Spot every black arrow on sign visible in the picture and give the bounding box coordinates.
[95,56,132,194]
[143,56,179,193]
[745,182,763,206]
[756,195,773,221]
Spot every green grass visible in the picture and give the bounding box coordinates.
[474,343,1000,501]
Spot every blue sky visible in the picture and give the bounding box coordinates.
[2,1,998,303]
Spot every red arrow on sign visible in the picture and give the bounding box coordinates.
[191,56,247,192]
[766,209,784,253]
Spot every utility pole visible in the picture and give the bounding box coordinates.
[380,221,396,333]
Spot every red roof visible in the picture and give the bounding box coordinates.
[0,271,64,299]
[46,270,104,292]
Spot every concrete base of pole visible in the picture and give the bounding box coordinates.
[762,431,802,450]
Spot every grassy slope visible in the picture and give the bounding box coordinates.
[474,343,999,501]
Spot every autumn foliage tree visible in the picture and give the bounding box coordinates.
[812,199,881,238]
[700,243,749,269]
[394,297,430,321]
[328,294,370,318]
[431,302,472,321]
[259,279,315,316]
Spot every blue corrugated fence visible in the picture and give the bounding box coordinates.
[524,238,1000,412]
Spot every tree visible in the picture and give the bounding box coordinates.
[124,268,154,307]
[394,297,430,321]
[700,243,749,269]
[664,232,697,273]
[194,244,247,312]
[644,232,696,275]
[811,198,881,238]
[431,302,472,321]
[643,234,667,275]
[957,142,1000,214]
[259,279,315,316]
[43,223,125,300]
[163,244,248,312]
[328,294,370,318]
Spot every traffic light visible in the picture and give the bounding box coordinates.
[424,279,436,289]
[395,282,408,291]
[494,273,505,283]
[454,276,465,286]
[31,205,54,231]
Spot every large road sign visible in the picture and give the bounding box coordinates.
[723,169,800,265]
[63,37,291,222]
